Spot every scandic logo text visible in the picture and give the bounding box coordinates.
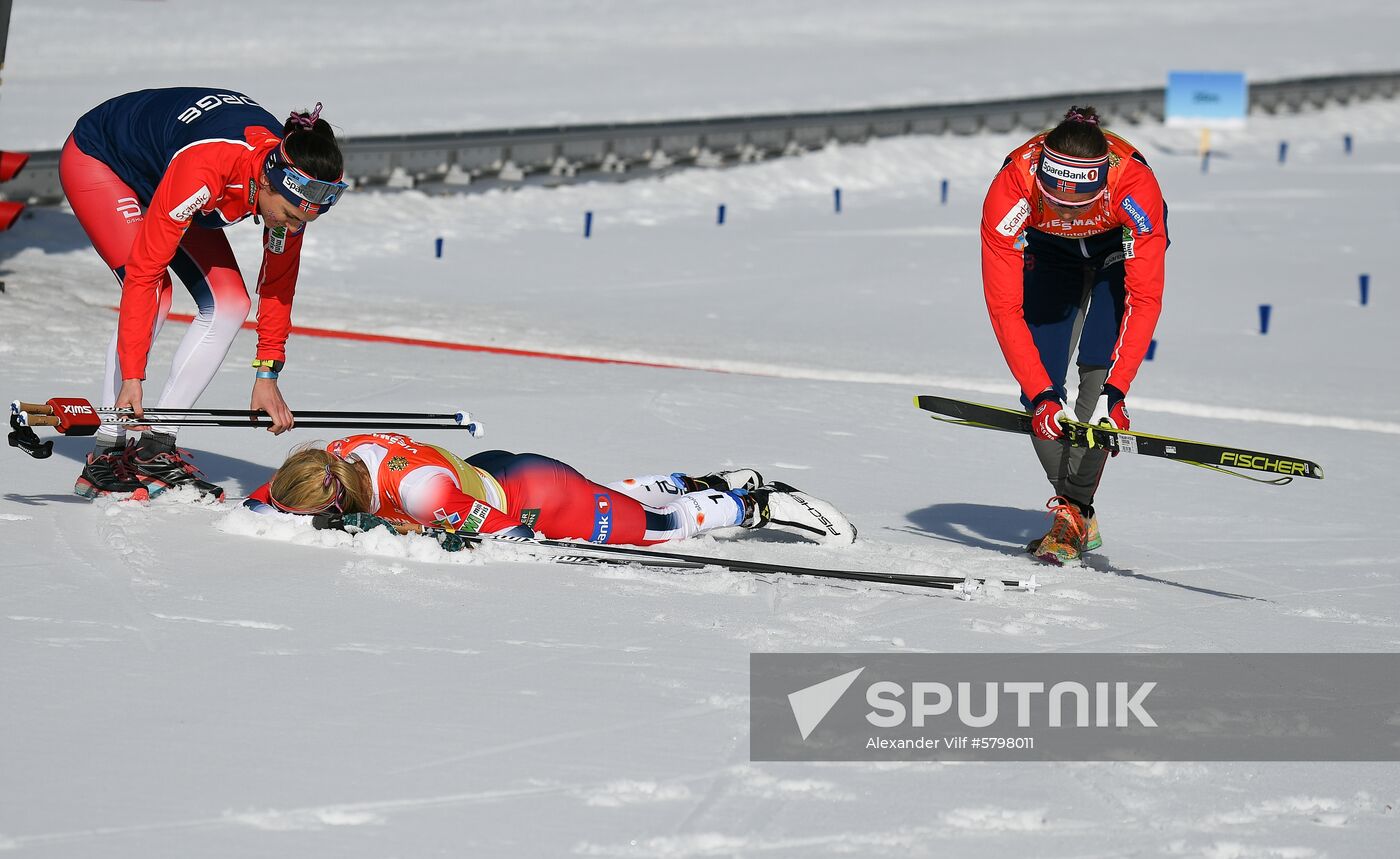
[168,186,211,222]
[996,198,1031,236]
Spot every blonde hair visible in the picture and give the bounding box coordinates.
[268,444,373,514]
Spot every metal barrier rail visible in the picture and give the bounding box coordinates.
[7,70,1398,203]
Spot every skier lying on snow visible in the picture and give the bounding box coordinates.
[243,432,856,547]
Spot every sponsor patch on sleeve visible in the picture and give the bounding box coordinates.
[996,198,1032,237]
[1120,195,1154,235]
[589,493,613,543]
[267,225,287,255]
[461,501,492,534]
[168,185,211,222]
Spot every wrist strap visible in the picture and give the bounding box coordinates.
[256,370,280,380]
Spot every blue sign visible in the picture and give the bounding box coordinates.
[1165,71,1248,128]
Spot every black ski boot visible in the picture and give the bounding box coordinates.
[74,442,144,498]
[129,432,225,500]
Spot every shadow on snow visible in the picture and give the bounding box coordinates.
[902,502,1266,602]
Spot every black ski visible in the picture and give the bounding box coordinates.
[915,395,1324,484]
[461,532,1035,592]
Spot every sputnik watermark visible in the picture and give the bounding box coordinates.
[864,679,1157,728]
[752,653,1400,761]
[790,671,1156,741]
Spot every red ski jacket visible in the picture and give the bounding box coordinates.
[73,88,303,380]
[980,130,1167,399]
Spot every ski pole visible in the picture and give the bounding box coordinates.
[348,520,1029,591]
[20,415,485,433]
[14,400,474,423]
[12,397,484,437]
[461,532,1038,591]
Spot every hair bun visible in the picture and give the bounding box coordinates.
[287,102,324,131]
[1064,105,1101,126]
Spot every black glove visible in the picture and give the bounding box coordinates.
[311,511,345,531]
[436,530,469,552]
[340,512,400,535]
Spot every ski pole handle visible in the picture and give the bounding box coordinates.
[11,401,53,416]
[13,398,102,434]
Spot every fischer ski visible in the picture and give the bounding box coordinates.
[915,395,1323,485]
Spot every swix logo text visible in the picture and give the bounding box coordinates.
[62,404,94,415]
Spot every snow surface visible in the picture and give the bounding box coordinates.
[3,3,1400,857]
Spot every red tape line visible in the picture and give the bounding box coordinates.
[137,309,717,373]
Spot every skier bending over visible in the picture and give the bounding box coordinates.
[62,87,348,501]
[979,105,1168,565]
[244,433,856,547]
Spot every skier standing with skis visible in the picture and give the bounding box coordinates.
[60,87,349,500]
[979,106,1168,564]
[244,434,857,547]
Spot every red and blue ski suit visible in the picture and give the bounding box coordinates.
[61,87,309,409]
[246,434,747,546]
